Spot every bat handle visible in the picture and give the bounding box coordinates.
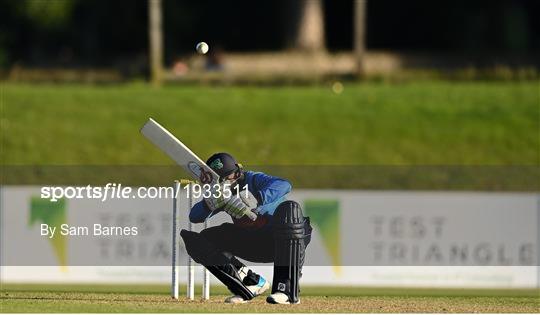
[245,210,258,221]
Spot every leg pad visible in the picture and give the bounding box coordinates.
[271,201,307,304]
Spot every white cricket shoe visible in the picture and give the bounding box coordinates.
[266,292,300,304]
[224,275,270,304]
[247,276,270,295]
[224,295,248,304]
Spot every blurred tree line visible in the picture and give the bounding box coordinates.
[0,0,538,69]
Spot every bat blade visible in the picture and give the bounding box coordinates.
[140,118,219,184]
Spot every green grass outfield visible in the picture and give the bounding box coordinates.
[1,284,539,313]
[1,82,538,188]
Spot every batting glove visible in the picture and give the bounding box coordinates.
[239,188,258,210]
[223,195,251,219]
[204,195,227,212]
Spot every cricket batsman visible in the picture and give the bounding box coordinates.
[180,152,312,304]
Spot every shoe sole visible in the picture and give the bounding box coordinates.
[266,297,300,305]
[225,300,248,304]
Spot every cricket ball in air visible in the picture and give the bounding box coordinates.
[196,42,209,54]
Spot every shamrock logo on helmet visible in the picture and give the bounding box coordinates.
[209,158,224,171]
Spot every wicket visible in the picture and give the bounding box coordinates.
[172,179,210,300]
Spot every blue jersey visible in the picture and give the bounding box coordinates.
[189,171,291,228]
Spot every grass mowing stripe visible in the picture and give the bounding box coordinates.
[2,284,539,297]
[2,82,538,165]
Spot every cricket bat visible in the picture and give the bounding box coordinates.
[140,118,257,220]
